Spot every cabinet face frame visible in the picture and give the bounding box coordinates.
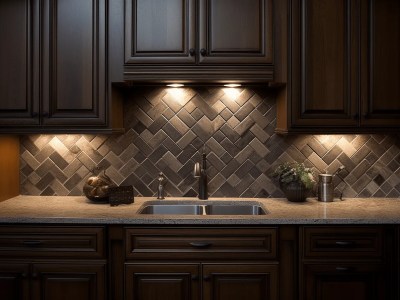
[124,0,196,64]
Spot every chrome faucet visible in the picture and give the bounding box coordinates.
[157,172,165,200]
[194,152,208,200]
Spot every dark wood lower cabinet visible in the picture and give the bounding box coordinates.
[31,263,106,300]
[125,263,277,300]
[0,263,30,300]
[0,225,397,300]
[0,262,106,300]
[303,263,385,300]
[202,264,278,300]
[125,264,200,300]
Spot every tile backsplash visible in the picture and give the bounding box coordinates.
[20,87,400,198]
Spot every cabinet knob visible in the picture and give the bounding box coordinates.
[191,275,199,281]
[22,240,43,247]
[42,112,49,118]
[21,273,28,279]
[200,48,207,56]
[32,112,39,118]
[353,113,359,120]
[335,266,351,272]
[31,273,38,279]
[203,275,211,281]
[189,48,196,56]
[335,241,355,247]
[363,113,369,119]
[189,242,212,248]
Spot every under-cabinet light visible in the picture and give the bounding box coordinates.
[166,83,184,88]
[223,83,242,88]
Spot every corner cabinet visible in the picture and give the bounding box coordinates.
[124,0,274,83]
[0,0,116,133]
[275,0,400,133]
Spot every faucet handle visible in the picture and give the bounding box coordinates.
[194,162,201,178]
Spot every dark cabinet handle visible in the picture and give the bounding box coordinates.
[363,113,369,119]
[189,242,212,248]
[200,48,207,56]
[31,273,38,279]
[191,275,199,281]
[22,240,43,247]
[336,266,351,272]
[21,273,28,279]
[335,241,355,246]
[189,48,196,56]
[32,112,39,118]
[203,275,211,281]
[353,113,359,120]
[42,112,49,117]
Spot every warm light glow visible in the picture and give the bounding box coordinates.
[166,83,184,88]
[223,88,241,100]
[223,83,242,88]
[167,87,185,101]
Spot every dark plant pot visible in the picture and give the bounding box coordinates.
[280,182,310,202]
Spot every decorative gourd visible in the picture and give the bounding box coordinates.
[83,169,115,202]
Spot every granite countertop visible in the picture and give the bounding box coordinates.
[0,196,400,224]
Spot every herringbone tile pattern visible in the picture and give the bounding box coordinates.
[20,87,400,198]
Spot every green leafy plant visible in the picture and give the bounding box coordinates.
[271,162,315,189]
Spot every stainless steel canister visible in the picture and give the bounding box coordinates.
[318,174,334,202]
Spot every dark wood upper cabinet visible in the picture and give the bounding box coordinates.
[0,0,39,126]
[276,0,400,133]
[124,0,274,82]
[41,0,106,127]
[290,0,358,128]
[198,0,272,64]
[360,0,400,127]
[0,0,120,133]
[125,0,196,64]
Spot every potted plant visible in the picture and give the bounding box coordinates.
[271,162,315,202]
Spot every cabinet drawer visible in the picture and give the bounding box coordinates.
[0,226,105,258]
[302,226,383,259]
[125,227,277,260]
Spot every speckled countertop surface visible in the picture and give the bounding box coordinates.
[0,196,400,224]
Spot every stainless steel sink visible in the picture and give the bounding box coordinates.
[204,205,266,215]
[137,202,267,215]
[138,204,203,215]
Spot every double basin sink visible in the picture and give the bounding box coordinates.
[137,200,267,216]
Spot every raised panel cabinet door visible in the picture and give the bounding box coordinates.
[199,0,273,64]
[125,264,200,300]
[360,0,400,127]
[41,0,106,126]
[202,264,278,300]
[302,263,385,300]
[0,263,30,300]
[125,0,196,64]
[0,0,39,126]
[290,0,358,128]
[31,262,106,300]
